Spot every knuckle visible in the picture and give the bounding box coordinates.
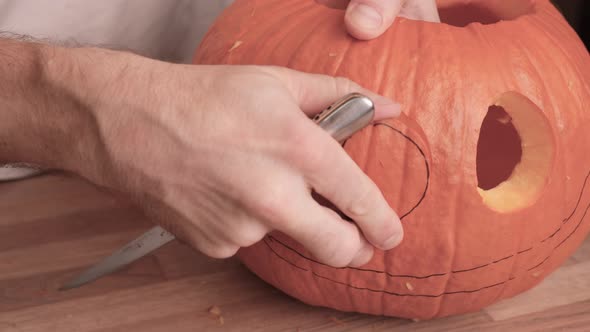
[286,130,333,173]
[254,182,290,224]
[233,224,268,247]
[203,244,240,259]
[300,141,330,172]
[282,124,310,156]
[346,183,381,219]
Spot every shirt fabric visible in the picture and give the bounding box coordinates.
[0,0,234,63]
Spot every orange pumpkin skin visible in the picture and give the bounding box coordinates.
[194,0,590,319]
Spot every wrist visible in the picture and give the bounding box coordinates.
[40,45,141,174]
[48,46,170,179]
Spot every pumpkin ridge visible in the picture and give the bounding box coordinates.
[329,20,353,82]
[434,19,468,316]
[221,0,309,65]
[537,2,590,92]
[283,6,332,69]
[530,7,590,106]
[254,1,321,65]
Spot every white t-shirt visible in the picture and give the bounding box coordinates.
[0,0,233,180]
[0,0,234,63]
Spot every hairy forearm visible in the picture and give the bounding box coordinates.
[0,37,84,169]
[0,37,139,172]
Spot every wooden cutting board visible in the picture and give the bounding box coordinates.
[1,173,590,331]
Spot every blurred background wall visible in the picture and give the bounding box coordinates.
[552,0,589,49]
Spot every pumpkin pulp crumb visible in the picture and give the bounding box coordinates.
[207,305,224,325]
[405,282,414,291]
[208,305,222,316]
[228,41,243,52]
[496,113,512,124]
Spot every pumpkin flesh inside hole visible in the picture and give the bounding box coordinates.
[315,0,348,10]
[438,0,535,27]
[477,106,522,191]
[316,0,536,27]
[476,92,555,213]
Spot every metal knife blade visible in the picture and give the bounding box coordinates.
[60,226,174,290]
[60,92,375,290]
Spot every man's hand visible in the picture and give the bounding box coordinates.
[345,0,440,40]
[0,38,404,268]
[81,62,404,268]
[79,63,402,266]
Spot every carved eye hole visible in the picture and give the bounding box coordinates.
[476,92,555,213]
[315,0,348,10]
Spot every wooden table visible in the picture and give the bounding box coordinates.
[2,174,590,331]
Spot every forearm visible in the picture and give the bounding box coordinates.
[0,37,138,172]
[0,37,84,169]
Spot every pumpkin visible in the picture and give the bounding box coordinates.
[194,0,590,319]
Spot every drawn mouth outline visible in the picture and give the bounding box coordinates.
[262,123,590,297]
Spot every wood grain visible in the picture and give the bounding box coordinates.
[1,174,590,331]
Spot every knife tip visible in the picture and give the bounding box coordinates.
[58,279,85,291]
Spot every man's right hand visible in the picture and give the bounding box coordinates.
[0,40,404,268]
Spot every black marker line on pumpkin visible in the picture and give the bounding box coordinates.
[541,226,562,243]
[262,121,590,295]
[270,168,590,278]
[517,247,533,254]
[563,171,590,224]
[374,122,430,220]
[266,198,590,297]
[264,238,520,298]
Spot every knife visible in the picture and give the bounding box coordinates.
[60,92,376,290]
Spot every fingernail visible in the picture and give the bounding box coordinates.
[348,4,383,30]
[381,229,404,250]
[374,100,402,120]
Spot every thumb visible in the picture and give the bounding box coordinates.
[264,67,401,121]
[345,0,405,40]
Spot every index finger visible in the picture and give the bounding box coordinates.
[298,123,404,251]
[259,67,401,122]
[263,66,404,250]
